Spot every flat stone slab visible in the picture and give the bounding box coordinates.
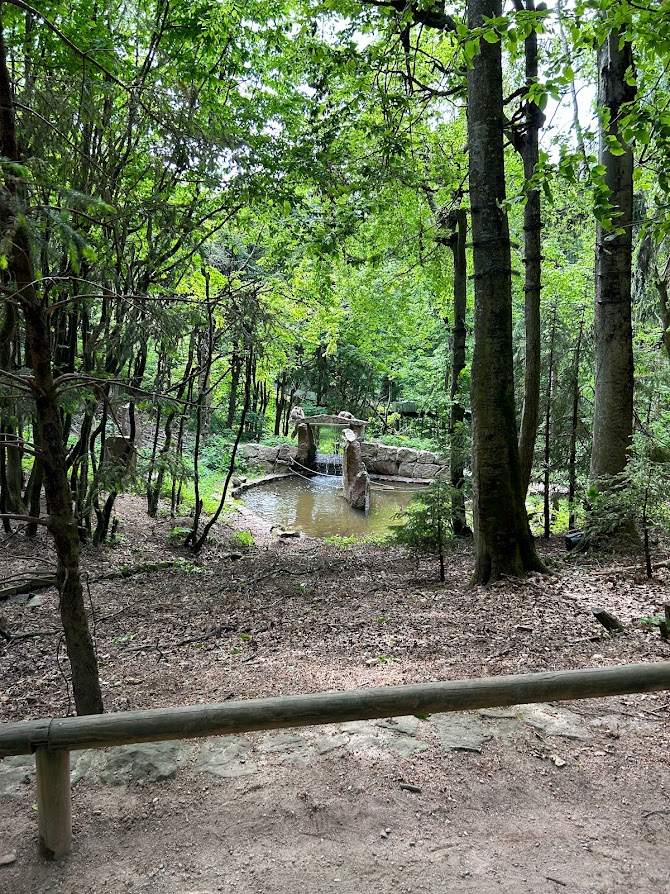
[0,755,35,798]
[515,704,589,740]
[258,733,316,766]
[258,732,307,754]
[71,741,194,786]
[313,734,349,755]
[433,714,494,753]
[339,719,429,757]
[374,715,421,736]
[338,721,377,736]
[0,703,594,798]
[195,738,257,778]
[384,736,429,757]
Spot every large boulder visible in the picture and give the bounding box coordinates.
[348,470,370,511]
[277,443,295,463]
[359,441,378,461]
[376,444,399,463]
[419,463,441,478]
[255,445,280,462]
[396,447,416,463]
[342,429,370,512]
[398,461,418,478]
[295,422,317,472]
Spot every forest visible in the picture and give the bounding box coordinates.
[1,0,670,719]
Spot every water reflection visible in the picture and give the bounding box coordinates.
[242,474,423,538]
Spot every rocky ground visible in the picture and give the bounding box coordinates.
[1,494,669,893]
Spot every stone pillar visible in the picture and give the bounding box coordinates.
[342,428,370,512]
[294,422,317,474]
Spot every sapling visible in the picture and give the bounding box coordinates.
[391,477,460,581]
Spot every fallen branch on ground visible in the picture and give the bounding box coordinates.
[0,575,57,602]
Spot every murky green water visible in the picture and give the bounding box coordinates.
[242,474,424,538]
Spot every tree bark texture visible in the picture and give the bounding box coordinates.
[589,30,635,485]
[466,0,545,583]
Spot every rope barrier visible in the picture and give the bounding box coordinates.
[273,457,427,493]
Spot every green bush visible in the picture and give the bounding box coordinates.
[230,530,254,549]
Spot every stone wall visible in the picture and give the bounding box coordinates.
[241,440,446,480]
[240,443,297,473]
[360,441,447,479]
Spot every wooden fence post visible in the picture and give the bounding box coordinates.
[36,747,71,860]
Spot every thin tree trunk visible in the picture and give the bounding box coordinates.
[0,297,25,515]
[448,208,471,537]
[282,385,296,436]
[191,348,254,552]
[274,372,286,436]
[654,255,670,362]
[466,0,545,583]
[187,391,206,545]
[24,450,44,538]
[20,257,103,713]
[543,304,557,539]
[568,309,585,530]
[515,0,543,498]
[0,18,102,713]
[227,345,241,430]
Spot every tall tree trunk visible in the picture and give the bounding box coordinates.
[0,19,102,714]
[448,208,471,537]
[274,372,286,436]
[24,448,44,538]
[543,304,557,539]
[0,297,26,515]
[515,0,544,497]
[466,0,545,583]
[147,343,194,517]
[568,309,585,530]
[283,385,296,436]
[227,344,241,430]
[20,253,103,714]
[589,29,635,488]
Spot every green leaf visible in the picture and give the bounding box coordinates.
[464,38,480,63]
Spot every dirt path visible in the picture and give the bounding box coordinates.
[1,495,669,893]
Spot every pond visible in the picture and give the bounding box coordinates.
[241,474,424,538]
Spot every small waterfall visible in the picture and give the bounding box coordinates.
[316,452,343,476]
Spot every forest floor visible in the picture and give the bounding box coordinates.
[1,493,669,894]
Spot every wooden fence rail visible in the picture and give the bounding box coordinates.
[2,662,669,859]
